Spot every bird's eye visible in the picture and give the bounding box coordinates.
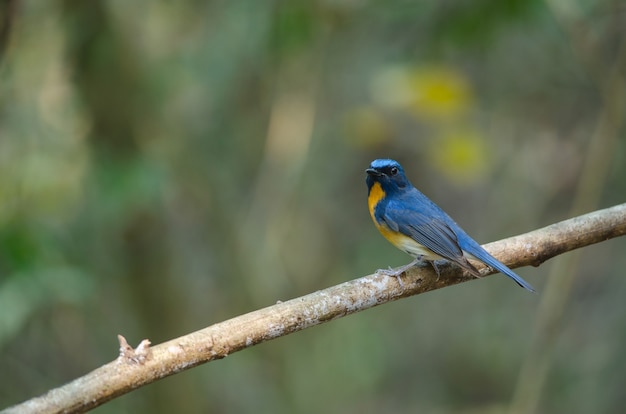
[390,167,398,176]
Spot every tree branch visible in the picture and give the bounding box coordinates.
[4,203,626,414]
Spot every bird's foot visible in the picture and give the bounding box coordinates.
[376,258,422,288]
[430,261,442,281]
[376,267,405,288]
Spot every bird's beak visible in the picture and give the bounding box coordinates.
[366,168,382,176]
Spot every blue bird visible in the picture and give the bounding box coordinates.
[366,159,535,292]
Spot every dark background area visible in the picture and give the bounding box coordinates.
[1,1,625,413]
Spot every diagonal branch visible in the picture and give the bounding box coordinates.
[4,203,626,414]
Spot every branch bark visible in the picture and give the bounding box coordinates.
[4,203,626,414]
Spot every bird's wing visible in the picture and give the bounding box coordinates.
[381,206,478,274]
[381,207,461,258]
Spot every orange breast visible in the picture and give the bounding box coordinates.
[368,182,403,247]
[367,182,385,222]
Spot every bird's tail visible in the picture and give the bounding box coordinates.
[464,244,536,293]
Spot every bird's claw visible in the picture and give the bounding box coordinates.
[376,267,406,288]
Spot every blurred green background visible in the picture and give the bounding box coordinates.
[1,1,626,413]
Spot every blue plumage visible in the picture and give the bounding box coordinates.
[366,159,535,292]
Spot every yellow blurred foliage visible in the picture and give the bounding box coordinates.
[370,65,473,120]
[428,130,491,184]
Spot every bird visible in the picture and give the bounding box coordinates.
[365,158,535,292]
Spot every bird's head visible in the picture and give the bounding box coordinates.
[365,159,411,193]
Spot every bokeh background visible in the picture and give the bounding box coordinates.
[1,1,626,413]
